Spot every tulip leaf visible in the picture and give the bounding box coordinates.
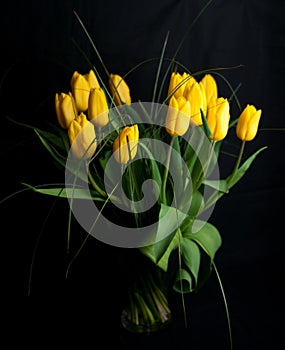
[184,219,222,261]
[138,142,162,191]
[186,190,204,218]
[173,268,193,293]
[140,204,185,271]
[180,237,201,287]
[22,183,105,201]
[203,179,228,193]
[200,108,213,139]
[34,129,67,169]
[227,146,267,189]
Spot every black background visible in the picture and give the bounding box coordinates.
[1,0,284,349]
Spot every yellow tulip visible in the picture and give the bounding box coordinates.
[68,113,97,159]
[184,81,206,126]
[165,95,191,136]
[55,92,77,129]
[84,69,100,90]
[236,104,262,141]
[207,97,230,141]
[168,72,190,99]
[88,87,109,128]
[70,71,91,112]
[113,124,139,164]
[109,74,131,106]
[200,74,218,108]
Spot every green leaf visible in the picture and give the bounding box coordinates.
[140,204,186,271]
[22,183,105,201]
[173,268,193,293]
[203,179,228,193]
[34,129,67,169]
[185,219,222,260]
[227,146,267,189]
[201,108,213,139]
[187,190,204,218]
[138,142,162,192]
[181,237,201,287]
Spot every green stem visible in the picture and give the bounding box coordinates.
[227,140,246,185]
[87,167,107,198]
[161,136,175,204]
[203,140,246,212]
[195,140,216,190]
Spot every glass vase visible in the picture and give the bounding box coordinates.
[120,264,172,334]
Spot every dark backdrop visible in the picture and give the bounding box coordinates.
[1,0,284,349]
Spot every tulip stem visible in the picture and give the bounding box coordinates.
[195,140,216,190]
[161,137,175,204]
[227,140,245,185]
[203,140,246,211]
[87,166,107,198]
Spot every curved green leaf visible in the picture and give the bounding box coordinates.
[173,268,193,293]
[227,146,267,189]
[181,237,201,287]
[185,219,222,260]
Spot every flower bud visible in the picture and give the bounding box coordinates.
[113,124,139,164]
[200,74,218,109]
[55,92,77,129]
[84,69,100,90]
[165,95,191,136]
[109,74,131,106]
[168,72,190,99]
[236,104,262,141]
[184,81,206,126]
[88,87,109,128]
[71,71,91,112]
[68,113,97,159]
[207,97,230,141]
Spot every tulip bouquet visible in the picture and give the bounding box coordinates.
[14,10,266,342]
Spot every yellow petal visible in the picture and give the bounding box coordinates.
[109,74,131,106]
[88,88,109,128]
[71,71,91,112]
[68,113,97,159]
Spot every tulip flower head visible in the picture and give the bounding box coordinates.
[55,92,77,129]
[184,81,206,126]
[71,71,92,112]
[109,74,131,106]
[113,124,139,164]
[165,95,191,136]
[88,87,109,128]
[207,97,230,141]
[68,112,97,159]
[168,72,190,99]
[200,74,218,109]
[84,69,100,90]
[236,104,262,141]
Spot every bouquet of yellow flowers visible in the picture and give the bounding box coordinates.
[16,10,266,342]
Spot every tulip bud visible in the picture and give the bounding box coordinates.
[165,95,191,136]
[88,87,109,128]
[71,71,91,112]
[184,81,205,126]
[55,92,77,129]
[68,113,97,159]
[200,74,218,109]
[207,97,230,141]
[84,69,100,90]
[168,72,190,99]
[183,76,197,99]
[109,74,131,106]
[113,124,139,164]
[236,104,262,141]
